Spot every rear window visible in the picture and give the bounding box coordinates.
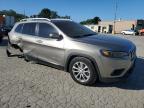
[22,23,36,36]
[15,24,23,33]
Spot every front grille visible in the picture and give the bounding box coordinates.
[129,49,136,60]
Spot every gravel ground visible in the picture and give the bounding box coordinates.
[0,35,144,108]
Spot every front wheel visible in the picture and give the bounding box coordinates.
[69,57,98,85]
[122,32,125,35]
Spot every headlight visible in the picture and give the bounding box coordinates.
[100,50,129,58]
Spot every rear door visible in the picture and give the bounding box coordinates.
[21,22,38,58]
[34,22,65,66]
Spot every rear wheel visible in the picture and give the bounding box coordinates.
[24,54,31,62]
[133,33,136,36]
[69,57,98,85]
[6,49,11,57]
[6,42,24,57]
[6,42,12,57]
[122,32,125,35]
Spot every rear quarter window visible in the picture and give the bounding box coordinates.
[15,24,23,33]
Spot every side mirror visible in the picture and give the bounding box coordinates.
[49,33,63,40]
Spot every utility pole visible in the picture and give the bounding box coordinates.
[24,10,26,18]
[113,0,118,34]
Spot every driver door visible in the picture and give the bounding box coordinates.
[34,22,65,66]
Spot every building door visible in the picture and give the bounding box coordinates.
[132,24,135,30]
[98,26,101,32]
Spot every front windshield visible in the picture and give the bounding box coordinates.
[52,20,96,38]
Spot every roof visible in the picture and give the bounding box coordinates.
[20,18,72,22]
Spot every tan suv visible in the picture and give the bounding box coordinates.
[7,18,136,85]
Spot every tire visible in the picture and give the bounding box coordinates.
[133,33,136,36]
[24,54,30,62]
[69,57,98,85]
[122,32,125,35]
[6,49,11,57]
[6,42,12,57]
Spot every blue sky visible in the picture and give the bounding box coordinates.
[0,0,144,22]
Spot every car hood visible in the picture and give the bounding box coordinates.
[74,34,135,52]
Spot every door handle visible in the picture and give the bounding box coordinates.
[17,38,22,43]
[19,38,22,40]
[36,40,43,43]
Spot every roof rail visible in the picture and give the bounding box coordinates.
[51,18,72,21]
[20,18,51,22]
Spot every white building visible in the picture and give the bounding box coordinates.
[85,19,144,34]
[85,23,113,34]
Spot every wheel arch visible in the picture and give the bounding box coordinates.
[64,53,101,80]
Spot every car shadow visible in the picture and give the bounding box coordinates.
[94,57,144,90]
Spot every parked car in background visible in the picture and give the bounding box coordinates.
[3,26,12,36]
[0,27,4,42]
[121,30,136,35]
[0,26,11,42]
[7,18,136,85]
[139,29,144,36]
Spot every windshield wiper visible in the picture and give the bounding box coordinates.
[74,33,96,38]
[83,33,96,36]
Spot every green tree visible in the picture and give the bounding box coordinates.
[50,11,59,18]
[59,15,70,19]
[0,9,27,22]
[30,14,38,18]
[0,8,71,22]
[38,8,51,18]
[0,10,16,16]
[15,13,27,22]
[38,8,70,19]
[93,17,101,24]
[80,16,101,25]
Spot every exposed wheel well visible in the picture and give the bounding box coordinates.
[8,42,23,52]
[7,36,23,52]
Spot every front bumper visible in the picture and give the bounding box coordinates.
[99,58,136,83]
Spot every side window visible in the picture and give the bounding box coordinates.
[38,23,58,38]
[22,23,36,36]
[15,24,23,33]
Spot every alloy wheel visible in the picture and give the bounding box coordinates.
[72,62,90,82]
